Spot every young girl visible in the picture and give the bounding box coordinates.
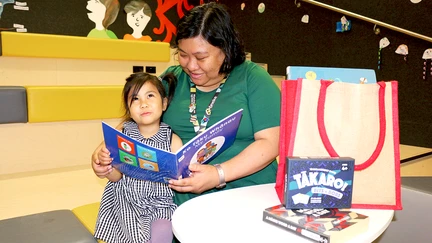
[94,72,182,243]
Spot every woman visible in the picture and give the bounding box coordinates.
[92,2,280,206]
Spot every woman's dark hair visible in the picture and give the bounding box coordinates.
[122,72,177,121]
[174,2,246,75]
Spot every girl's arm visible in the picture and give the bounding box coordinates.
[91,122,124,177]
[105,168,123,182]
[171,133,183,153]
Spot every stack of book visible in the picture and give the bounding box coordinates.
[263,157,369,242]
[263,205,369,243]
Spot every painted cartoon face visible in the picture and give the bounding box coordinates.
[177,36,226,91]
[128,82,167,127]
[86,0,106,24]
[127,8,151,33]
[423,48,432,59]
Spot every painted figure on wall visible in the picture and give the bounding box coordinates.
[86,0,119,39]
[0,0,15,19]
[124,0,152,41]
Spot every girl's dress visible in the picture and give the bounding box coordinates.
[94,121,177,243]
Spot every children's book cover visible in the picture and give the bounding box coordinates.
[286,66,377,84]
[102,109,243,183]
[284,157,355,209]
[263,205,369,243]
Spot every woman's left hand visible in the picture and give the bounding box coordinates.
[169,163,219,194]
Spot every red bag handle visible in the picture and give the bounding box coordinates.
[317,80,387,171]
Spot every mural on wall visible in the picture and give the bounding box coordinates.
[0,0,28,32]
[0,0,15,18]
[124,0,152,41]
[0,0,205,43]
[84,0,204,42]
[153,0,196,42]
[86,0,120,39]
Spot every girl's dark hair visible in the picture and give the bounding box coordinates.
[174,2,246,75]
[122,72,177,121]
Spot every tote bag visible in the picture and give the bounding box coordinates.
[275,79,402,210]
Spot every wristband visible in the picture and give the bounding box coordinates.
[214,164,226,189]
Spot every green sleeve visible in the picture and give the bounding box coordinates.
[246,64,281,132]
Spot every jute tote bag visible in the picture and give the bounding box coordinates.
[275,79,402,210]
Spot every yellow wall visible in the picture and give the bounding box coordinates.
[0,49,179,176]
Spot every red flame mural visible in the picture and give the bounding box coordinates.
[153,0,198,43]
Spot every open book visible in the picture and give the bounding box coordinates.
[102,109,243,183]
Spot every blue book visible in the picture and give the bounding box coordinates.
[102,109,243,183]
[286,66,377,84]
[284,157,355,209]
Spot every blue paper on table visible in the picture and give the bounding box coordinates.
[286,66,377,84]
[102,109,243,183]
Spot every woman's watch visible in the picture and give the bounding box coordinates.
[214,164,226,189]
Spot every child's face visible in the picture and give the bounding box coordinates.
[127,8,150,33]
[128,82,167,127]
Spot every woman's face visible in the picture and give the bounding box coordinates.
[177,36,226,91]
[127,8,150,33]
[86,0,106,24]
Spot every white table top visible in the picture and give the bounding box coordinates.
[172,183,394,243]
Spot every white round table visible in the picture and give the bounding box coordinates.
[172,183,394,243]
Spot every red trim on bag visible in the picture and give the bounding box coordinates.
[288,78,303,156]
[275,78,303,204]
[317,80,387,171]
[391,81,402,210]
[276,79,402,209]
[351,81,402,210]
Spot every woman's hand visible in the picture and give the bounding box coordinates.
[168,127,279,193]
[91,144,113,178]
[169,163,220,194]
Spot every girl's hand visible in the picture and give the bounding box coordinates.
[98,147,113,165]
[91,145,113,178]
[169,163,220,194]
[92,160,113,178]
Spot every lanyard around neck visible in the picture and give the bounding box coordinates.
[189,76,227,135]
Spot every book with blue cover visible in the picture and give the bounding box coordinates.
[102,109,243,183]
[284,157,355,209]
[286,66,377,84]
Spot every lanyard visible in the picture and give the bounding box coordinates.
[189,76,227,135]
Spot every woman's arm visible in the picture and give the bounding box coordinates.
[169,126,279,193]
[220,126,279,181]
